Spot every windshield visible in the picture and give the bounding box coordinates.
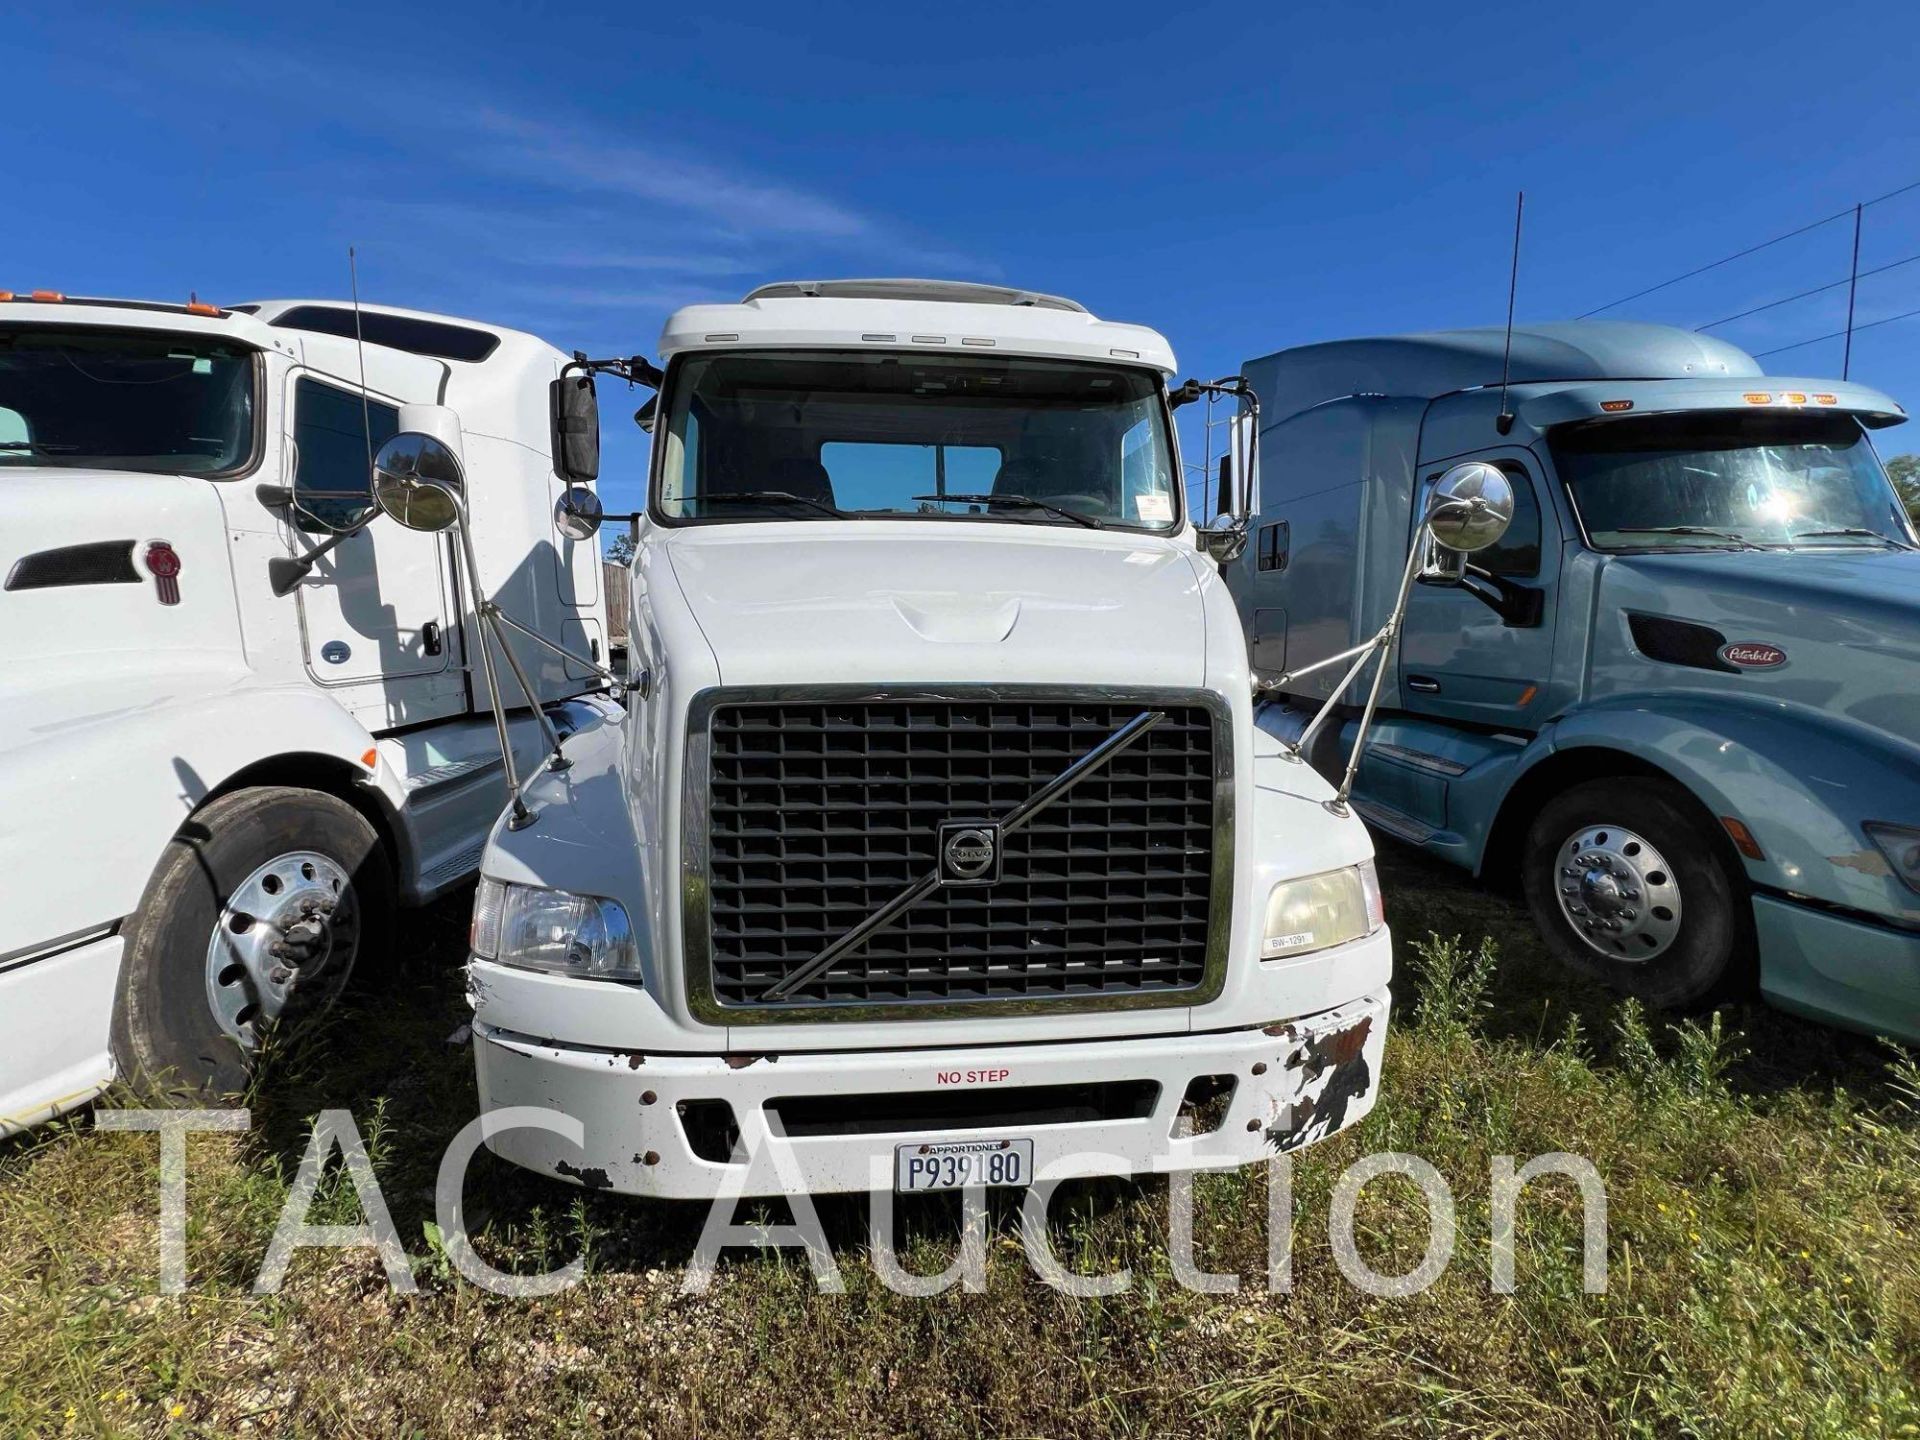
[654,350,1179,530]
[0,327,257,475]
[1550,410,1915,550]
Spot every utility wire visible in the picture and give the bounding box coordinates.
[1695,250,1920,331]
[1751,303,1920,359]
[1581,176,1920,318]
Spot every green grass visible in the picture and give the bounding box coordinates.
[2,846,1917,1437]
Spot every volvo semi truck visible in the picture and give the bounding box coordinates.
[1229,320,1920,1042]
[408,279,1422,1198]
[0,291,616,1131]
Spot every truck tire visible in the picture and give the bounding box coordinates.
[111,786,393,1099]
[1520,777,1751,1009]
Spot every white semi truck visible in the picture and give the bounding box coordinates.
[375,279,1430,1199]
[0,291,616,1131]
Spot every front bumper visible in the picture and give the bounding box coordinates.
[473,986,1390,1198]
[1755,894,1920,1045]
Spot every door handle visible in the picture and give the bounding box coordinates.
[1406,675,1442,694]
[422,620,443,656]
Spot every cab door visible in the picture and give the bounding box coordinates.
[1396,449,1560,731]
[282,372,463,729]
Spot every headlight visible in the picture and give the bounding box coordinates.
[1865,823,1920,895]
[471,877,640,980]
[1262,860,1384,959]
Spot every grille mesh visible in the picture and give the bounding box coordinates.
[702,697,1219,1009]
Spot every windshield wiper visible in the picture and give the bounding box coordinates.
[913,492,1104,529]
[0,441,81,453]
[693,490,850,519]
[1614,525,1762,549]
[1790,527,1915,550]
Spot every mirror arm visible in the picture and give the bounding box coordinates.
[566,352,662,391]
[266,510,382,597]
[1458,566,1544,628]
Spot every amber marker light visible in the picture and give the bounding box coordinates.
[1720,816,1766,861]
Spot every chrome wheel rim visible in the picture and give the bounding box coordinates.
[204,850,359,1047]
[1553,824,1682,962]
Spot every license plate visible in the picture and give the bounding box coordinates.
[894,1137,1034,1192]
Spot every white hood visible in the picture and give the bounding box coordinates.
[659,521,1209,688]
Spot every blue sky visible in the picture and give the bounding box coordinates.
[13,2,1920,517]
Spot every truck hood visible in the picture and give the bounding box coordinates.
[0,467,241,673]
[1598,548,1920,745]
[660,523,1209,688]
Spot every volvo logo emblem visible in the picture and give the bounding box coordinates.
[938,821,1002,885]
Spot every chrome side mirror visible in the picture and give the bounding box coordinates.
[1418,462,1514,581]
[555,485,604,541]
[371,432,466,534]
[1198,513,1248,567]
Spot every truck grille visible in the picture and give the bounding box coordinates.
[689,692,1228,1018]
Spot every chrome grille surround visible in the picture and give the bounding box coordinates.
[681,685,1234,1025]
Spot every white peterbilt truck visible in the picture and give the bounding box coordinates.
[401,278,1436,1199]
[0,291,613,1132]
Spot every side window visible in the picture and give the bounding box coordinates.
[1423,463,1541,577]
[1258,520,1289,572]
[1478,464,1542,577]
[292,378,399,533]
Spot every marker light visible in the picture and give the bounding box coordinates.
[30,290,65,303]
[1600,399,1634,412]
[0,291,12,302]
[1814,394,1838,405]
[1783,392,1808,404]
[186,301,223,317]
[1720,816,1766,862]
[1743,393,1772,405]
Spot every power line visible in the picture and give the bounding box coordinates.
[1581,176,1920,318]
[1695,250,1920,331]
[1750,302,1920,360]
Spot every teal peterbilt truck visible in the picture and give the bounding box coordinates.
[1229,321,1920,1041]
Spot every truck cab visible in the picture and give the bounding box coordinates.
[461,279,1392,1198]
[1232,321,1920,1040]
[0,292,615,1129]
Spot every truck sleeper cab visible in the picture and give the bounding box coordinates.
[1231,320,1920,1042]
[0,292,614,1130]
[465,280,1391,1197]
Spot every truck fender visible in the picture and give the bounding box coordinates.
[0,676,408,957]
[1492,693,1920,923]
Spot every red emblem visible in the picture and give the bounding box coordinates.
[144,541,182,606]
[1721,642,1786,669]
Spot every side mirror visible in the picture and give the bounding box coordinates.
[552,372,601,482]
[1198,514,1248,567]
[371,432,467,534]
[555,484,604,541]
[1417,462,1514,582]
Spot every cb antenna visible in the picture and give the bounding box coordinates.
[348,246,376,476]
[1495,190,1524,436]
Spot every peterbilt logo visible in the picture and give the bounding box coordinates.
[938,822,1001,884]
[1720,642,1788,669]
